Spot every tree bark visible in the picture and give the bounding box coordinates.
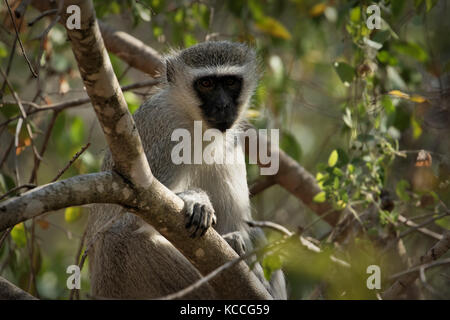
[0,277,37,300]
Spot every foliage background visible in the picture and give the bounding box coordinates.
[0,0,449,299]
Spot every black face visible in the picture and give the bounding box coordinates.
[193,75,243,132]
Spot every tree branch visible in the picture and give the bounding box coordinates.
[0,172,134,230]
[0,276,37,300]
[382,231,450,299]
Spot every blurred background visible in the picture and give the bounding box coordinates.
[0,0,449,299]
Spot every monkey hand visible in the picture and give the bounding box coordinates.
[177,189,217,238]
[222,231,247,256]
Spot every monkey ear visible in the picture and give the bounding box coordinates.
[166,59,175,83]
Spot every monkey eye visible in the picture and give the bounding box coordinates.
[199,78,214,88]
[225,78,236,86]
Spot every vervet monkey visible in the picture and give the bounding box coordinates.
[87,41,287,299]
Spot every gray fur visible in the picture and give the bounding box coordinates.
[87,41,286,299]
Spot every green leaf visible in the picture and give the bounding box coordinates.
[70,116,85,146]
[377,50,398,65]
[372,30,391,45]
[391,0,406,17]
[396,180,410,202]
[183,33,197,48]
[11,223,27,248]
[381,95,395,114]
[328,150,339,167]
[0,173,15,194]
[393,42,428,62]
[414,0,424,9]
[347,164,355,174]
[435,216,450,229]
[65,207,82,223]
[313,191,326,203]
[425,0,438,11]
[124,91,141,114]
[333,177,339,189]
[411,116,422,140]
[349,6,360,22]
[280,130,302,162]
[333,62,355,85]
[262,253,282,281]
[0,42,8,58]
[333,167,343,177]
[192,3,210,29]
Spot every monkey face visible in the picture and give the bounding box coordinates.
[193,75,243,132]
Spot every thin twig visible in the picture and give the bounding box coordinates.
[398,214,444,240]
[382,231,450,299]
[0,228,12,249]
[28,9,58,26]
[22,222,38,297]
[419,265,446,299]
[0,184,36,201]
[389,258,450,280]
[246,220,293,236]
[28,110,59,183]
[69,228,87,300]
[51,143,91,182]
[158,245,265,300]
[399,211,449,239]
[13,118,22,184]
[0,137,14,169]
[0,4,24,95]
[0,66,42,161]
[4,0,37,77]
[0,79,159,127]
[249,176,276,197]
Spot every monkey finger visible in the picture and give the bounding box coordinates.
[185,202,199,229]
[200,206,211,237]
[190,203,203,237]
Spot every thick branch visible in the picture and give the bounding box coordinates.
[0,276,37,300]
[98,22,164,77]
[0,172,133,230]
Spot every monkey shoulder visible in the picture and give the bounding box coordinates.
[132,93,183,186]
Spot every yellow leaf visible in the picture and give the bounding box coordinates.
[65,207,82,223]
[309,3,327,17]
[389,90,428,103]
[255,17,292,40]
[11,222,26,248]
[316,172,325,189]
[336,200,347,210]
[389,90,410,99]
[328,150,339,167]
[313,191,326,203]
[410,94,427,103]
